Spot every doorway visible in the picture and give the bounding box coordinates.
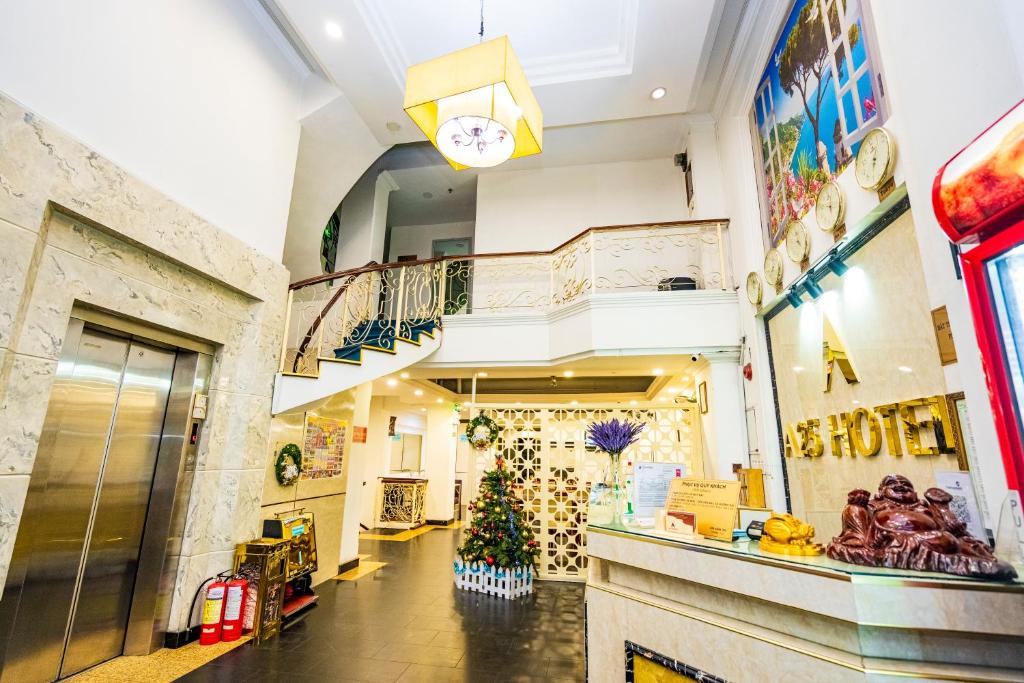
[0,319,210,682]
[433,238,473,314]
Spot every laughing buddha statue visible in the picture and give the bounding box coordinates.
[827,474,1017,580]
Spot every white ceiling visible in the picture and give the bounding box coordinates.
[272,0,729,148]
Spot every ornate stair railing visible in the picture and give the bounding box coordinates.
[280,219,731,377]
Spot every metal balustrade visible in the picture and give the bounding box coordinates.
[279,219,731,377]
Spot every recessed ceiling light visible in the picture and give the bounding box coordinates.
[414,389,424,396]
[515,401,522,405]
[324,21,343,40]
[571,400,579,406]
[385,121,402,132]
[792,366,804,373]
[898,366,913,373]
[667,386,679,393]
[400,372,410,379]
[658,396,669,402]
[563,370,574,378]
[652,368,664,376]
[420,407,427,412]
[650,87,667,100]
[435,398,443,403]
[629,400,638,406]
[386,378,398,387]
[477,371,488,377]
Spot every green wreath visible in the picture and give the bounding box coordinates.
[466,412,499,451]
[275,443,302,486]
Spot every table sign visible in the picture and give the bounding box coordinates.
[666,478,741,542]
[633,462,687,519]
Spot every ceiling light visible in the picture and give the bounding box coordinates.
[652,368,664,376]
[786,290,805,308]
[658,396,669,402]
[400,372,410,379]
[324,21,343,40]
[435,398,443,403]
[420,407,427,412]
[898,366,913,373]
[404,37,542,169]
[804,280,825,299]
[477,371,488,378]
[629,400,638,406]
[667,386,679,394]
[515,401,522,405]
[563,370,574,378]
[570,400,579,406]
[386,378,398,387]
[650,87,667,100]
[386,121,402,133]
[465,401,473,407]
[414,389,424,396]
[793,366,804,373]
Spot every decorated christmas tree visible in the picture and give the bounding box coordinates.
[457,413,540,571]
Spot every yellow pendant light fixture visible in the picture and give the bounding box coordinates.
[403,2,542,170]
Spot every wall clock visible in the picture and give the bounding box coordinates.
[745,271,763,306]
[814,181,845,232]
[854,127,897,190]
[785,219,811,263]
[763,249,783,288]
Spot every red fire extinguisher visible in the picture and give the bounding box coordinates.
[220,578,248,642]
[199,580,227,645]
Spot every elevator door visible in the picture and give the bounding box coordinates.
[0,326,176,682]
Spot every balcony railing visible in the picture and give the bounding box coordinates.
[280,219,731,376]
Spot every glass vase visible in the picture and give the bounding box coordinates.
[609,452,624,526]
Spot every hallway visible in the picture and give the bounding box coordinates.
[179,527,586,682]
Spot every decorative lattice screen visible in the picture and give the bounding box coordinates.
[467,405,702,581]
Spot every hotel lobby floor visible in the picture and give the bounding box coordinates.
[178,526,586,682]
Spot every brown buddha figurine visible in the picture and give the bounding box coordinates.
[827,474,1017,580]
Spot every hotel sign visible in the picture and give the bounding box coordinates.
[785,395,954,459]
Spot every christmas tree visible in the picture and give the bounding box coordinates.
[458,457,541,569]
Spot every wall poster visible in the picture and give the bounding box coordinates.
[301,415,347,480]
[753,0,883,246]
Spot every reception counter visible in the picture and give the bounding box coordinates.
[376,477,427,529]
[585,523,1024,682]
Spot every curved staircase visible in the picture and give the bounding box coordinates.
[272,262,445,414]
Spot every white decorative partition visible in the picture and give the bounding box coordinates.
[467,406,702,581]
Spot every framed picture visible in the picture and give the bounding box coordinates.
[698,381,708,414]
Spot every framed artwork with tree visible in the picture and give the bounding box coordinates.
[751,0,885,247]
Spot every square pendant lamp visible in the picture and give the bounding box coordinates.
[404,36,543,170]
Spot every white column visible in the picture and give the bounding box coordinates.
[338,382,373,568]
[423,404,458,523]
[703,351,749,480]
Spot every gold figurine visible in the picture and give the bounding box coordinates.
[759,513,825,556]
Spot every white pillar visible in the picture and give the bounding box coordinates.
[339,382,373,568]
[423,404,458,523]
[703,351,749,480]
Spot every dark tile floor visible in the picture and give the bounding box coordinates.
[178,527,586,682]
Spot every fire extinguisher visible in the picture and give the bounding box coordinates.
[220,578,248,642]
[199,579,227,645]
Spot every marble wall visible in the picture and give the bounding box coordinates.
[768,211,960,539]
[0,91,289,633]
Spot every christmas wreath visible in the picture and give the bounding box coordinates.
[466,412,499,451]
[275,443,302,486]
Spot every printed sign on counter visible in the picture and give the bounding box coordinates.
[666,478,741,542]
[633,462,687,519]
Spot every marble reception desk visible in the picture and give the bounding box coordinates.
[585,523,1024,682]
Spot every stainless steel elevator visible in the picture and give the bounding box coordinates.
[0,319,210,682]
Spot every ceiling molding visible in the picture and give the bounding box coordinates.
[354,0,411,93]
[246,0,328,80]
[712,0,791,119]
[353,0,639,91]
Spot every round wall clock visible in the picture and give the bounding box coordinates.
[814,181,845,232]
[763,248,783,288]
[785,219,811,263]
[854,127,896,190]
[745,271,763,306]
